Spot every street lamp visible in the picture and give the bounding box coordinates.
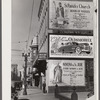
[22,52,30,95]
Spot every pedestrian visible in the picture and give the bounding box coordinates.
[11,82,16,94]
[71,86,78,100]
[42,80,46,93]
[54,84,59,98]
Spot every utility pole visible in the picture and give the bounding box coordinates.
[22,53,30,95]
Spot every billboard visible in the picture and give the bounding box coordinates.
[48,34,93,58]
[49,0,93,30]
[49,60,85,86]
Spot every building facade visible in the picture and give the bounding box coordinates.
[30,0,97,97]
[11,64,21,81]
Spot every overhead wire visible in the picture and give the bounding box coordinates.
[11,0,34,65]
[11,49,22,51]
[12,0,34,66]
[26,0,34,50]
[12,41,27,44]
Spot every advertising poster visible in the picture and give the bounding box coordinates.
[48,34,93,58]
[49,0,93,30]
[49,60,85,86]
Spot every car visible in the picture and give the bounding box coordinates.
[58,42,92,54]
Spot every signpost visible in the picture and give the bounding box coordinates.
[22,53,30,95]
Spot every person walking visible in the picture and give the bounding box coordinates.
[54,84,59,98]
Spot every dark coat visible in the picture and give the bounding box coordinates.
[56,6,64,18]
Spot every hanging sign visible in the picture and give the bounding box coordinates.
[38,53,47,60]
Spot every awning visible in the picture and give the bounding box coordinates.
[33,60,46,68]
[32,59,47,74]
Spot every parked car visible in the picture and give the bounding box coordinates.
[58,42,92,54]
[11,91,18,100]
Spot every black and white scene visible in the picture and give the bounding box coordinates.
[11,0,98,100]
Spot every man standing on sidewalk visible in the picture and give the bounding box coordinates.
[42,80,46,93]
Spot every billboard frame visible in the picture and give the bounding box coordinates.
[48,0,93,31]
[48,33,93,59]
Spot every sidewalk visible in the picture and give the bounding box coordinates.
[18,87,58,100]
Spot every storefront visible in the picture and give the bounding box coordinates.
[32,59,47,89]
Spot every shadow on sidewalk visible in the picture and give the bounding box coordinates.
[28,92,42,95]
[18,99,29,100]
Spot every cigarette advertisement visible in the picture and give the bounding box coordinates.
[48,34,93,58]
[49,60,85,86]
[49,0,93,30]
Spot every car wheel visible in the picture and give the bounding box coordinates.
[62,49,65,53]
[76,47,81,54]
[51,50,54,53]
[86,52,90,54]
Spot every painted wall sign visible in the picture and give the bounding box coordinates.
[48,34,93,58]
[49,0,93,30]
[49,60,85,86]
